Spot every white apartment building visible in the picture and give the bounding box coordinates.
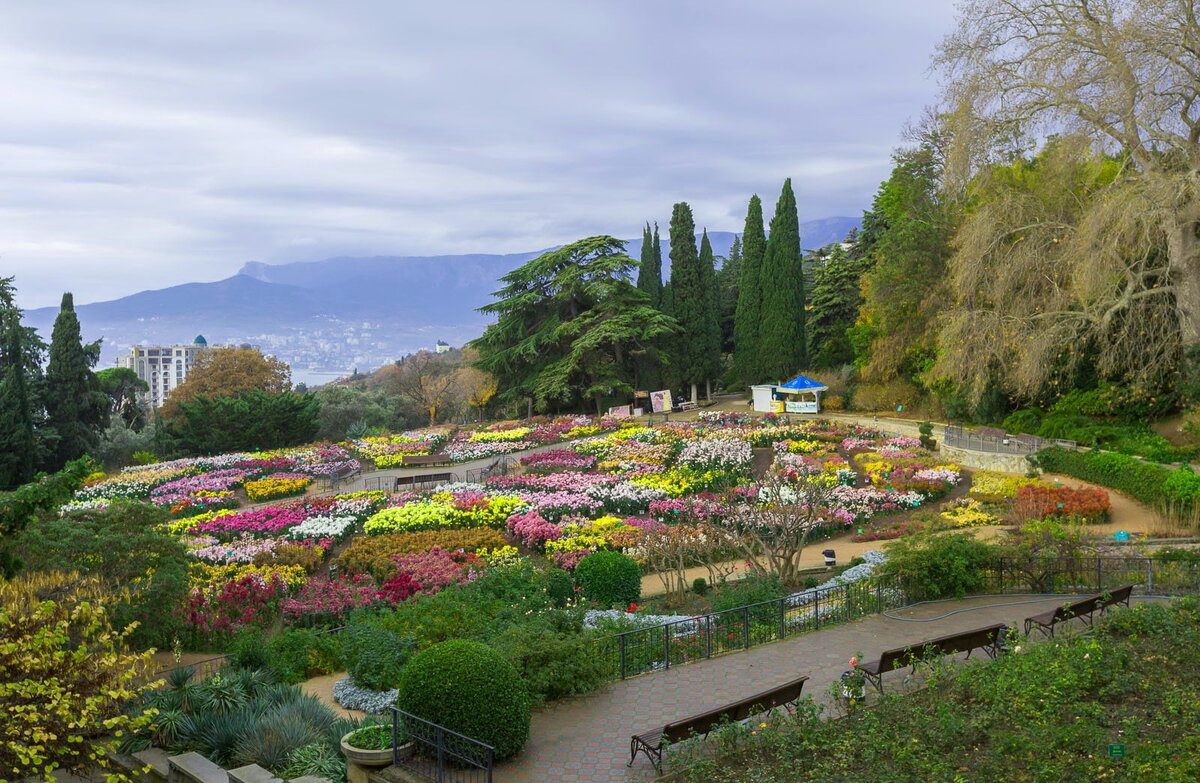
[119,336,207,408]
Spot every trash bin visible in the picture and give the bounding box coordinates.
[823,549,836,567]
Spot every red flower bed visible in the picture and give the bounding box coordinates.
[1013,484,1110,523]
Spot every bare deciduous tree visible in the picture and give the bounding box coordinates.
[390,351,457,426]
[936,0,1200,348]
[711,474,840,587]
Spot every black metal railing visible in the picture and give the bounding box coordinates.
[984,556,1200,597]
[600,575,907,680]
[390,708,495,783]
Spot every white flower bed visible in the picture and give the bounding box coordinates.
[288,514,357,540]
[332,676,397,714]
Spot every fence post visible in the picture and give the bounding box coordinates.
[436,725,445,783]
[619,633,626,680]
[1097,558,1103,593]
[391,709,399,765]
[814,590,820,630]
[875,581,882,614]
[663,624,671,670]
[705,615,712,659]
[778,597,786,639]
[742,606,750,649]
[1147,559,1154,595]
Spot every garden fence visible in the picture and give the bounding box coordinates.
[390,707,494,783]
[942,425,1076,454]
[600,574,908,680]
[984,556,1200,598]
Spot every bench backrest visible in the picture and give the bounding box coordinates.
[661,676,808,743]
[402,454,443,465]
[1098,584,1133,609]
[1060,594,1100,620]
[878,623,1006,674]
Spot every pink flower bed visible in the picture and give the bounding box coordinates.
[506,510,564,549]
[281,575,379,625]
[520,450,597,471]
[392,547,478,593]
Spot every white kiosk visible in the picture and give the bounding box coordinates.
[750,375,828,414]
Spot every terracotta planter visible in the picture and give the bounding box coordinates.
[340,730,412,767]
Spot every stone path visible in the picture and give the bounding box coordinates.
[494,594,1140,783]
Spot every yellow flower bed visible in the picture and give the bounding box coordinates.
[244,476,312,502]
[189,561,308,590]
[475,545,521,566]
[939,499,1000,528]
[164,509,235,536]
[468,428,531,443]
[969,471,1047,502]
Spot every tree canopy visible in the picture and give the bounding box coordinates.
[162,346,291,419]
[471,235,679,413]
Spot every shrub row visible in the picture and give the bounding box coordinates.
[1035,447,1175,508]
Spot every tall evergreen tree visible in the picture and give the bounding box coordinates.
[697,229,723,397]
[0,306,36,489]
[44,293,108,469]
[716,235,742,353]
[733,195,766,384]
[807,244,870,368]
[666,203,720,401]
[636,222,663,308]
[758,179,807,380]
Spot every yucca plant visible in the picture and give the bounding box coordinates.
[197,674,249,714]
[282,743,346,783]
[232,712,322,771]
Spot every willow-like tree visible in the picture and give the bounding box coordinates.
[757,180,807,380]
[472,236,679,414]
[733,195,766,384]
[938,0,1200,348]
[666,205,720,401]
[44,293,107,469]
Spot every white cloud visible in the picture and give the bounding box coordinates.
[0,0,956,308]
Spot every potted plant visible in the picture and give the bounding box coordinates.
[839,654,867,702]
[340,724,412,767]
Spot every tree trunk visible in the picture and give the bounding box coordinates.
[1169,213,1200,346]
[527,398,533,419]
[706,378,712,400]
[690,383,698,403]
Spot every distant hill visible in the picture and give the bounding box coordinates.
[25,217,860,379]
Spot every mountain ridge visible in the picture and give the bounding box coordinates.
[25,217,860,378]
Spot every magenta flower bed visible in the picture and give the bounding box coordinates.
[520,450,597,471]
[194,506,309,536]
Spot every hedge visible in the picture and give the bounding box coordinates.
[1036,447,1200,511]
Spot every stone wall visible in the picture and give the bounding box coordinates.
[940,443,1036,474]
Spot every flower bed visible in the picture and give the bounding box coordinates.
[244,473,313,503]
[1013,484,1110,523]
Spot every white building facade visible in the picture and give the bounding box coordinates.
[119,338,206,408]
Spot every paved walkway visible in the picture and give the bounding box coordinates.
[494,595,1143,783]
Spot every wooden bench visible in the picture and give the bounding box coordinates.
[1024,584,1134,638]
[628,675,808,771]
[860,623,1007,693]
[401,454,450,467]
[394,472,455,490]
[322,462,360,491]
[466,457,507,484]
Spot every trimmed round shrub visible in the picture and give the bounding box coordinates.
[574,551,641,608]
[396,640,531,760]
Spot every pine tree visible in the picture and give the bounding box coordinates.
[0,307,36,489]
[636,222,663,308]
[807,244,870,368]
[44,293,107,469]
[733,195,766,384]
[698,229,722,398]
[758,180,807,380]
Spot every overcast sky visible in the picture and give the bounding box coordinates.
[2,1,956,309]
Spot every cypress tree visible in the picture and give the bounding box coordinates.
[734,195,766,384]
[44,293,107,468]
[758,179,807,380]
[0,309,36,489]
[698,229,722,398]
[636,222,663,308]
[666,203,706,401]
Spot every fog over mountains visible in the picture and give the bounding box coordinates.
[25,218,859,384]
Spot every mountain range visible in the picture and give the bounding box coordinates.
[25,217,860,384]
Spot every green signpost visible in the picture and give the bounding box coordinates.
[1108,744,1125,759]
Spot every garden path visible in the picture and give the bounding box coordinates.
[494,594,1148,783]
